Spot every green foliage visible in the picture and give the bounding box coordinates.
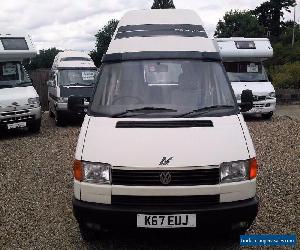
[252,0,296,39]
[151,0,175,9]
[269,61,300,88]
[90,19,119,67]
[214,10,265,38]
[24,48,61,70]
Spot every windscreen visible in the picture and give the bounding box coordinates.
[223,62,269,82]
[58,69,97,86]
[0,62,32,89]
[91,59,236,118]
[1,38,29,50]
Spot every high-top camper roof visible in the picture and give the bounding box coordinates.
[52,51,96,70]
[0,33,36,61]
[104,9,219,62]
[216,37,273,61]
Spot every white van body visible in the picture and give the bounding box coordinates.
[48,51,97,126]
[217,38,276,118]
[0,33,41,132]
[71,10,258,237]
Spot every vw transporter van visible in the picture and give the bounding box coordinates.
[0,33,41,132]
[48,51,97,126]
[217,38,276,119]
[69,10,258,240]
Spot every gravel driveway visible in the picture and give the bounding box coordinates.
[0,113,299,249]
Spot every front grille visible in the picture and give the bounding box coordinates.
[253,104,265,108]
[1,109,30,117]
[0,115,34,124]
[112,168,220,186]
[111,195,220,206]
[253,95,266,101]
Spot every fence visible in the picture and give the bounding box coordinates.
[28,69,300,110]
[29,69,50,110]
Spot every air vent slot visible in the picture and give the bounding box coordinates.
[116,120,213,128]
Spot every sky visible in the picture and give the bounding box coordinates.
[0,0,299,52]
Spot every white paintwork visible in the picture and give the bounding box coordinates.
[216,37,273,60]
[81,116,250,167]
[107,9,218,55]
[74,10,257,213]
[0,33,36,61]
[52,51,96,70]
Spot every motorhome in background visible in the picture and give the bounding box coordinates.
[47,51,97,126]
[217,38,276,119]
[0,33,41,132]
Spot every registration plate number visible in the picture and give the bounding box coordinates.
[137,214,196,228]
[7,122,26,129]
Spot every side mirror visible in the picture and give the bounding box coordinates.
[68,95,85,113]
[47,80,54,87]
[240,90,254,112]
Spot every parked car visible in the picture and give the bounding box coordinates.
[69,9,258,240]
[47,51,97,126]
[217,38,276,119]
[0,33,41,132]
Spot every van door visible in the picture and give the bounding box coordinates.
[48,71,59,113]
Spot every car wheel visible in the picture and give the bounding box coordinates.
[55,111,66,126]
[262,112,273,119]
[28,118,41,133]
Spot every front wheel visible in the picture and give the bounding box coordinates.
[79,223,98,242]
[28,119,41,133]
[55,111,66,127]
[262,112,273,119]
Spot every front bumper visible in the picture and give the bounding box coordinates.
[73,196,259,230]
[0,106,41,129]
[55,101,89,112]
[239,99,276,115]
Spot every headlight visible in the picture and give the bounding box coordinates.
[235,94,241,101]
[28,97,40,105]
[268,92,276,98]
[74,161,111,184]
[57,97,68,103]
[220,160,249,183]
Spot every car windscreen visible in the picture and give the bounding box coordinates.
[58,69,97,86]
[224,61,269,82]
[90,59,236,118]
[0,62,32,89]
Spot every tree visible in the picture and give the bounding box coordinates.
[252,0,296,39]
[151,0,175,9]
[90,19,119,67]
[24,47,61,70]
[214,10,265,38]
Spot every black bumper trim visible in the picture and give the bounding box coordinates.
[73,196,259,229]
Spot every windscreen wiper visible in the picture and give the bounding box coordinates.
[112,107,177,118]
[0,85,13,89]
[176,105,235,118]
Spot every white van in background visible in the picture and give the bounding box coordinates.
[0,33,41,132]
[217,38,276,119]
[47,51,97,126]
[69,9,258,241]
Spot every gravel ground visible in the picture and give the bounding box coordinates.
[0,113,299,249]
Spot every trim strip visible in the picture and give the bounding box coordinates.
[102,51,221,63]
[116,120,213,128]
[115,24,208,39]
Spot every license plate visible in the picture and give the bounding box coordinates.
[7,122,26,129]
[137,214,196,228]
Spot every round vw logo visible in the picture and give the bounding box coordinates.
[160,172,172,185]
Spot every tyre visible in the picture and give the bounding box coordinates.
[55,111,66,126]
[262,112,273,119]
[28,118,41,133]
[48,102,55,118]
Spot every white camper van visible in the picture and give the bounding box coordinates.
[0,33,41,132]
[217,38,276,119]
[48,51,97,126]
[69,10,258,240]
